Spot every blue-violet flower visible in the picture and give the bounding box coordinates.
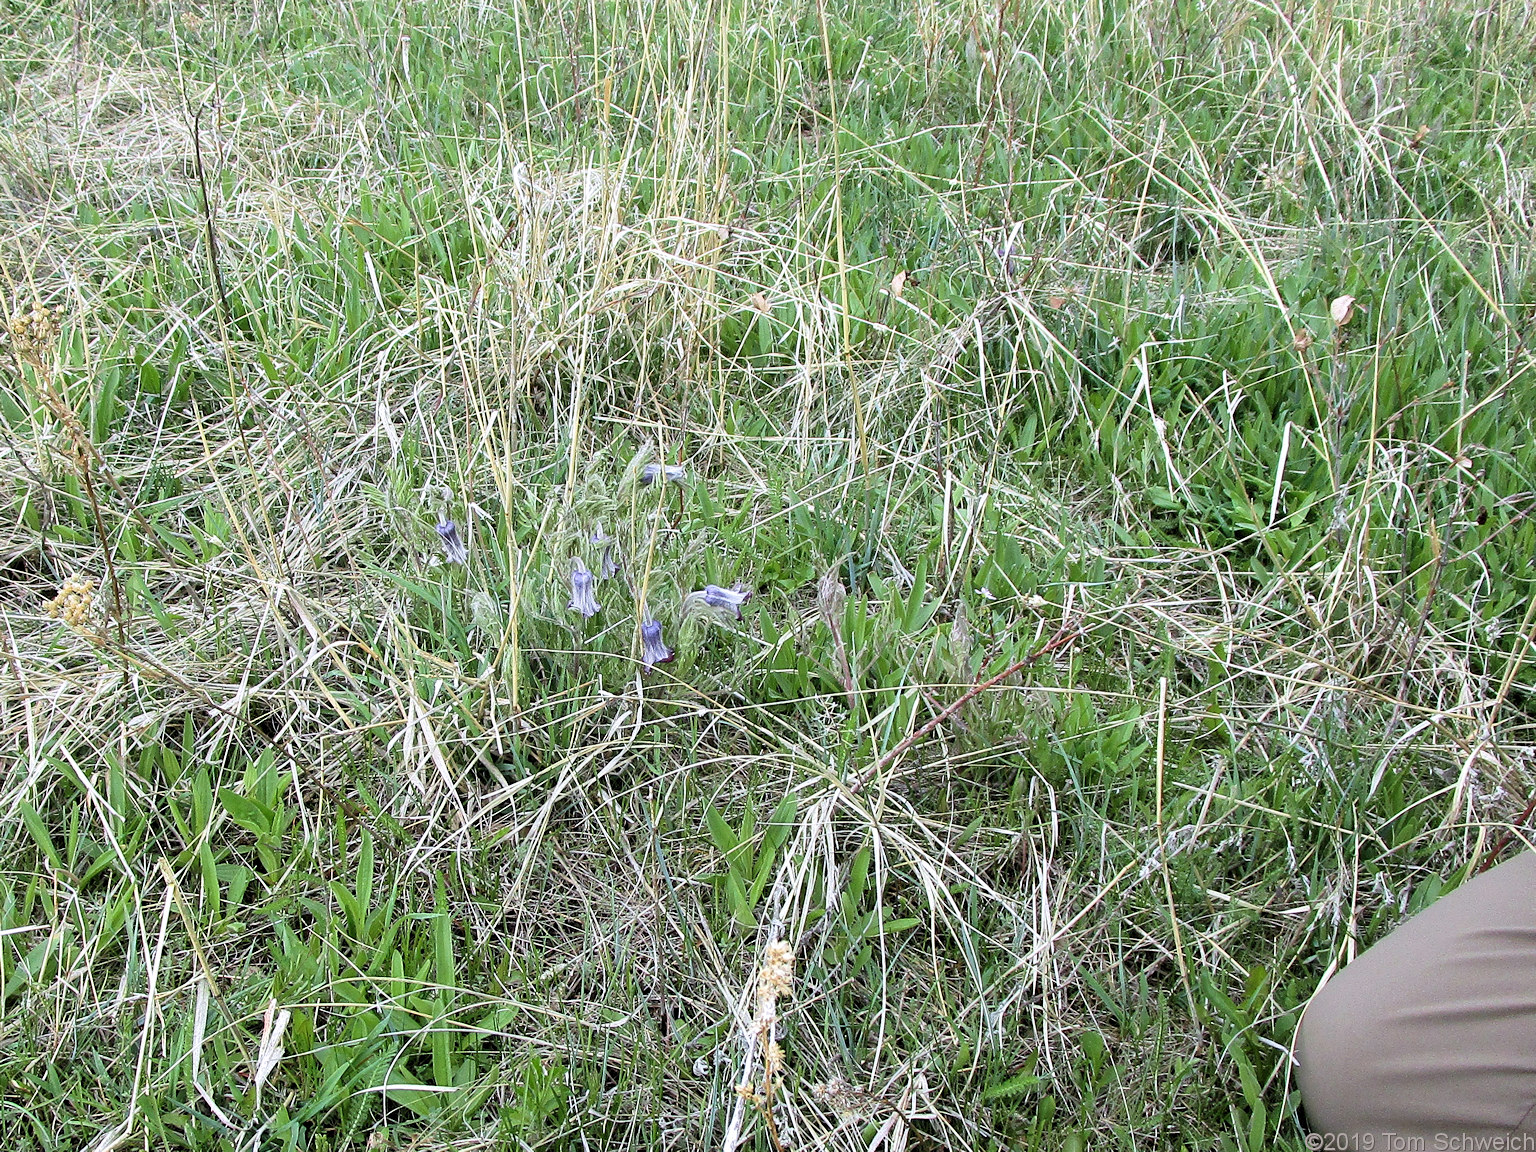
[640,463,687,486]
[436,518,468,565]
[684,583,753,620]
[640,617,674,670]
[568,558,600,617]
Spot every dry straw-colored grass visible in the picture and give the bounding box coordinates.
[2,0,1534,1146]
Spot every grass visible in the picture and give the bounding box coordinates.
[1,0,1534,1147]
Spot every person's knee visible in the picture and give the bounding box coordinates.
[1297,855,1536,1141]
[1295,968,1382,1136]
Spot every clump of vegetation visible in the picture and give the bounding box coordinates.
[1,0,1532,1148]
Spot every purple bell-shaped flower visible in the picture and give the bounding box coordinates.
[640,462,687,486]
[436,518,468,565]
[640,616,674,670]
[684,583,753,620]
[568,558,600,618]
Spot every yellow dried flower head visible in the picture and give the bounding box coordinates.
[758,940,794,1005]
[45,577,96,628]
[8,300,58,369]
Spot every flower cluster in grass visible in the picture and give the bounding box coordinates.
[430,459,754,674]
[7,300,57,369]
[5,0,1536,1147]
[559,470,754,671]
[735,940,795,1147]
[45,576,96,629]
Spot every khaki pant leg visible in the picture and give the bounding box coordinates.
[1296,851,1536,1146]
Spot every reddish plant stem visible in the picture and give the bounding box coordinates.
[1478,796,1536,874]
[853,621,1081,792]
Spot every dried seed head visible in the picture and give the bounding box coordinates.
[810,1076,878,1121]
[949,600,972,673]
[470,589,501,636]
[817,568,846,627]
[8,300,58,368]
[758,940,794,1006]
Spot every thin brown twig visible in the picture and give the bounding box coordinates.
[759,1073,787,1152]
[1480,794,1536,875]
[191,105,232,330]
[32,377,130,653]
[76,449,128,646]
[1473,596,1536,873]
[852,620,1081,792]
